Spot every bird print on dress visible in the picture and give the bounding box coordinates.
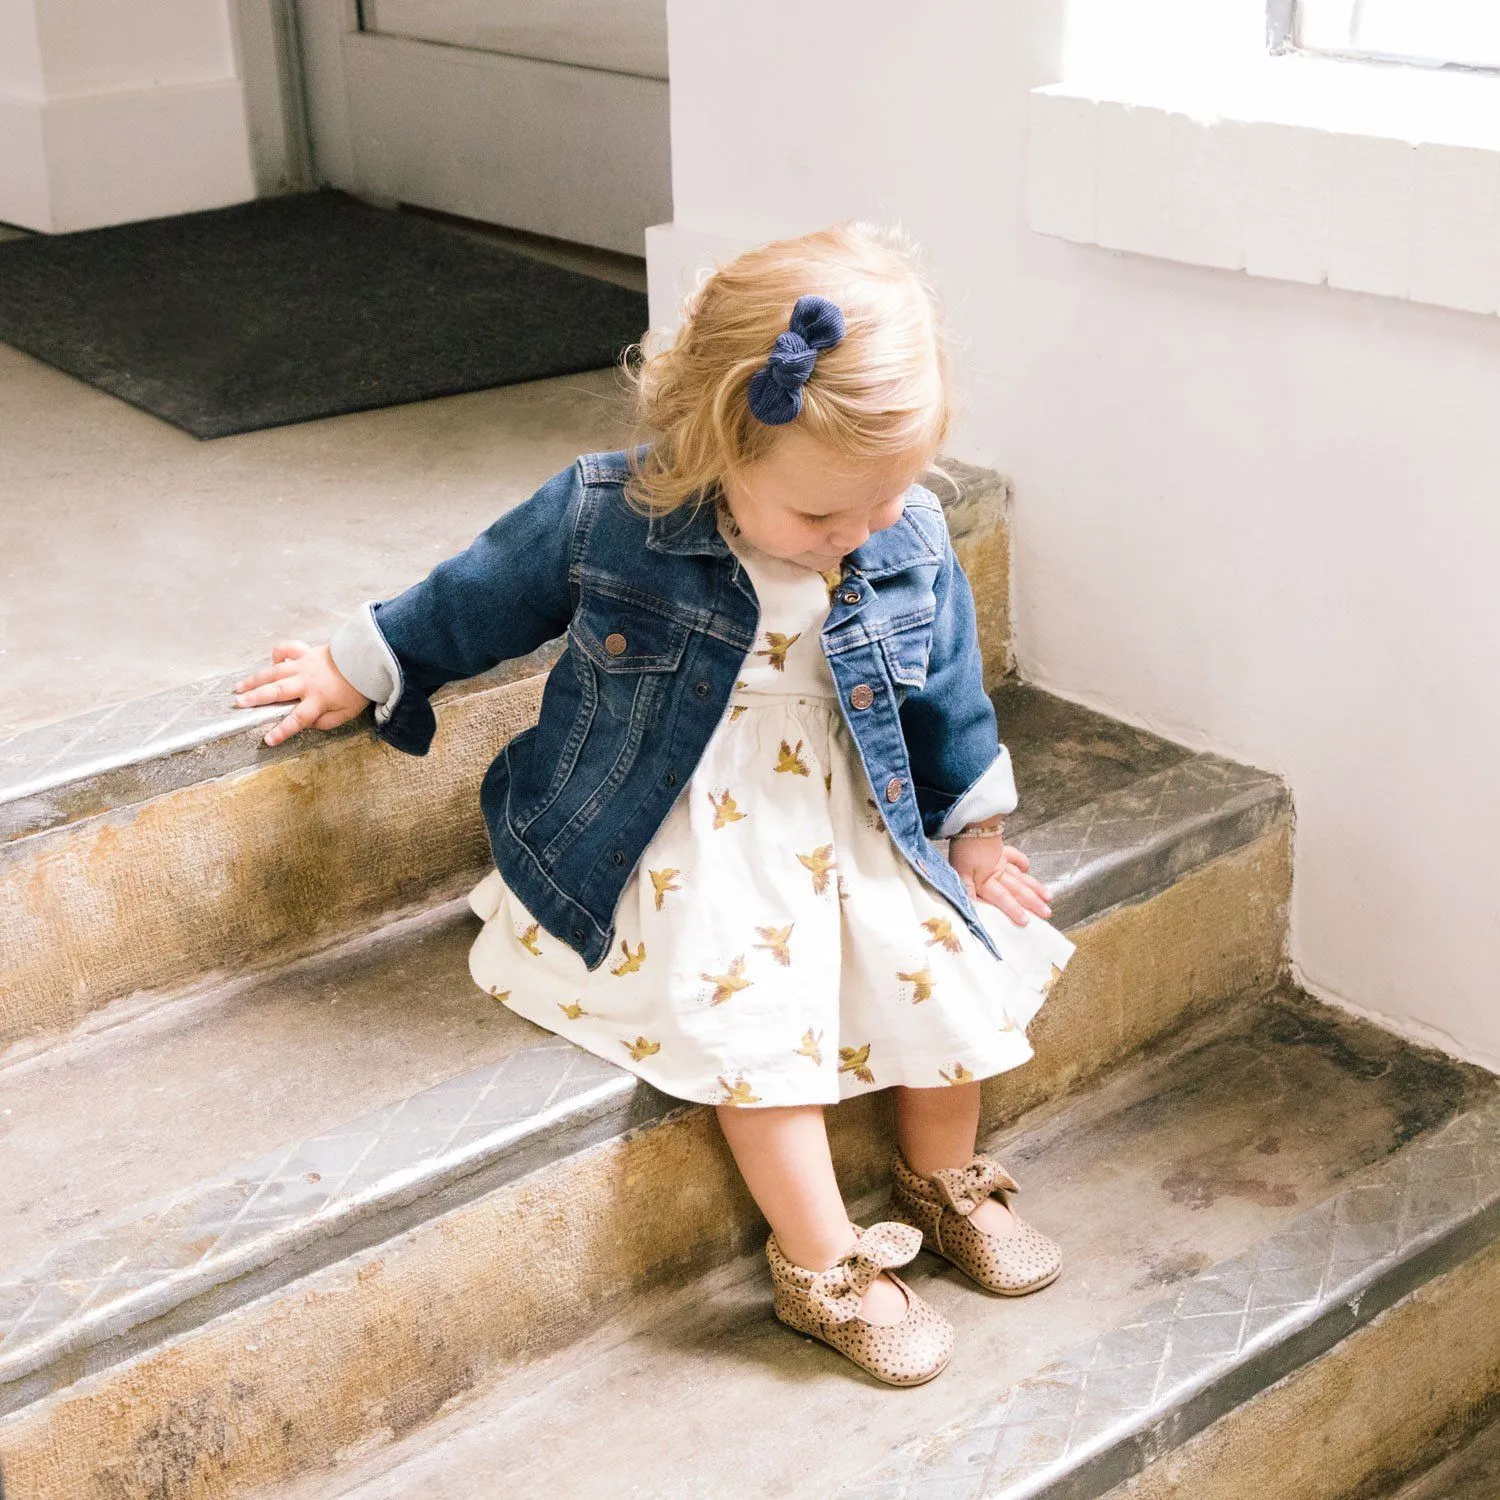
[708,789,747,828]
[649,868,681,911]
[820,566,845,602]
[465,518,1077,1117]
[797,844,836,896]
[719,1074,762,1105]
[754,924,794,966]
[839,1044,876,1085]
[774,739,810,776]
[702,955,752,1005]
[755,631,800,671]
[898,966,935,1003]
[610,939,646,976]
[922,916,963,954]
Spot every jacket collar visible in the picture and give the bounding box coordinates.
[646,490,940,577]
[645,496,730,558]
[846,507,942,579]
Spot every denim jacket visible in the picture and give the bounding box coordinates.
[329,448,1018,970]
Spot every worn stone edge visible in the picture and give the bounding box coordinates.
[0,753,1283,1417]
[1038,758,1287,930]
[0,1072,677,1416]
[0,644,563,845]
[839,1092,1500,1500]
[930,460,1012,543]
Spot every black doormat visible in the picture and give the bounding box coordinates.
[0,191,649,438]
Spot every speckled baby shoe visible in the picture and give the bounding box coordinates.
[888,1151,1062,1295]
[767,1221,954,1386]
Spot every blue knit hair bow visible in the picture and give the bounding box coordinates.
[747,294,847,426]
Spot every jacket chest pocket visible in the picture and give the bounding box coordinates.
[878,617,934,699]
[570,592,694,722]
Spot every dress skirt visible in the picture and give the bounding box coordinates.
[467,522,1076,1108]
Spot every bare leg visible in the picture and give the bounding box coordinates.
[894,1082,1013,1235]
[717,1103,907,1323]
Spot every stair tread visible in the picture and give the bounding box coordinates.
[989,682,1194,837]
[0,903,544,1273]
[283,988,1495,1500]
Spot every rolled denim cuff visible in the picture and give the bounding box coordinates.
[328,601,403,727]
[936,746,1018,837]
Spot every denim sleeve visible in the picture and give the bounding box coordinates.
[899,535,1018,838]
[327,460,582,756]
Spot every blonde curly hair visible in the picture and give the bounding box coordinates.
[621,221,954,514]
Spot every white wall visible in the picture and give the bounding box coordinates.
[0,0,255,231]
[658,1,1500,1068]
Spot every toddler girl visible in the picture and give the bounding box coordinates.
[233,222,1075,1387]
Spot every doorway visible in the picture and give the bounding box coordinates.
[292,0,671,256]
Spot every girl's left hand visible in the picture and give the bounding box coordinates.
[949,834,1052,926]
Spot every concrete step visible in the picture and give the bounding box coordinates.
[0,686,1290,1498]
[267,988,1497,1500]
[0,463,1011,1053]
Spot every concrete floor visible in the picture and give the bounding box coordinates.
[0,217,640,735]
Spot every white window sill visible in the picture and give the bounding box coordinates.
[1028,53,1500,314]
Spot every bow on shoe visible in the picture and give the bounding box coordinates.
[805,1222,922,1323]
[746,294,847,425]
[931,1154,1021,1217]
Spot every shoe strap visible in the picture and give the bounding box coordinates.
[930,1154,1021,1216]
[804,1222,922,1323]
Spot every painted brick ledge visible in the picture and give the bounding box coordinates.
[1029,65,1500,317]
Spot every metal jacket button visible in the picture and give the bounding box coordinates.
[885,777,904,803]
[604,632,627,656]
[841,590,860,605]
[849,683,875,710]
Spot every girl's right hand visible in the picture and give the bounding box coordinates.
[233,641,372,747]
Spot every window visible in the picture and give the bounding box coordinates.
[1294,0,1500,71]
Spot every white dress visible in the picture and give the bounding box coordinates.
[467,521,1076,1108]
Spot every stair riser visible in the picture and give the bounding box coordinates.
[980,819,1290,1137]
[1103,1233,1500,1500]
[0,526,1008,1052]
[0,674,542,1050]
[0,824,1287,1500]
[954,518,1011,689]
